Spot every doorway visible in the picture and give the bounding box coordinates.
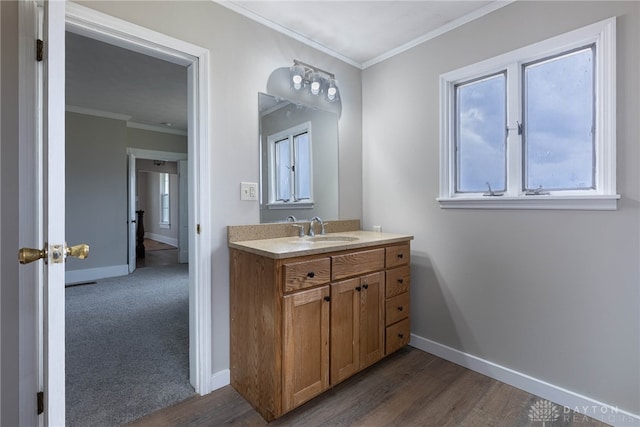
[58,3,212,424]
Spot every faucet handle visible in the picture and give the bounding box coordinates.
[320,222,329,235]
[291,224,305,237]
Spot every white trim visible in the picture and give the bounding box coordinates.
[65,265,128,285]
[144,232,177,247]
[210,369,231,391]
[127,121,188,136]
[437,195,620,210]
[127,147,187,162]
[214,1,361,68]
[65,3,213,398]
[65,104,131,121]
[362,0,516,69]
[410,335,640,427]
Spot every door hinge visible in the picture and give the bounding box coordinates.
[196,224,201,234]
[37,391,44,415]
[36,39,44,62]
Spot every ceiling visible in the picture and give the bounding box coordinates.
[66,1,508,133]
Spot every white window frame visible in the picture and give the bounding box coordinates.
[159,172,170,228]
[266,122,314,209]
[438,17,618,210]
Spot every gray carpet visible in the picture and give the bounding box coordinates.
[66,264,195,426]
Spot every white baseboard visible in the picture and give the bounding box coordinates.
[65,264,129,285]
[210,369,230,392]
[410,334,640,427]
[144,232,178,247]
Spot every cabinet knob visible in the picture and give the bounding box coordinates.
[307,272,315,278]
[397,253,404,259]
[355,286,361,292]
[324,296,331,302]
[363,284,369,289]
[398,333,404,339]
[398,279,404,284]
[397,306,404,311]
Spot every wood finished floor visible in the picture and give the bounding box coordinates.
[127,347,609,427]
[136,239,179,268]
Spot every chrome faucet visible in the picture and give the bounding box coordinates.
[291,223,305,237]
[285,215,297,222]
[309,216,326,237]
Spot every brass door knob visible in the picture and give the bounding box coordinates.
[66,243,89,260]
[19,247,47,264]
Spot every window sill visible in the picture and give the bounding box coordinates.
[159,223,171,229]
[267,201,314,210]
[437,195,620,210]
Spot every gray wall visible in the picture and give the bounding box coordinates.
[65,112,128,271]
[76,0,364,378]
[362,0,639,415]
[1,2,20,425]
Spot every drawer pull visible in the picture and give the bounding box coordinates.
[398,279,404,284]
[307,272,315,278]
[324,296,331,302]
[363,284,369,289]
[397,306,404,311]
[397,253,404,259]
[355,286,361,292]
[398,333,404,339]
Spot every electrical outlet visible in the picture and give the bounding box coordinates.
[241,182,258,201]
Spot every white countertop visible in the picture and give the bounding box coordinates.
[228,230,413,259]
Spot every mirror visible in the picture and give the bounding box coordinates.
[259,92,339,223]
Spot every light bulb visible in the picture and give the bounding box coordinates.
[292,74,303,90]
[327,86,337,101]
[310,80,321,95]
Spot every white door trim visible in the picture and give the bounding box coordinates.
[65,3,213,396]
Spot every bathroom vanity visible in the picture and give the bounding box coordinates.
[228,223,413,421]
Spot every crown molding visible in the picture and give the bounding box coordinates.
[127,122,188,136]
[65,105,132,121]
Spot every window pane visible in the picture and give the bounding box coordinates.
[456,73,506,193]
[275,138,291,201]
[524,47,595,190]
[294,132,311,200]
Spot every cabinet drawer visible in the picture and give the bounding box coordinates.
[385,292,410,326]
[385,244,410,269]
[283,258,331,292]
[331,248,384,281]
[385,318,410,355]
[386,266,410,298]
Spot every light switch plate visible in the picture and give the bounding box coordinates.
[241,182,258,201]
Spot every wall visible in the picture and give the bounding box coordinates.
[0,2,19,425]
[65,112,128,276]
[75,0,364,378]
[362,0,639,417]
[65,111,187,282]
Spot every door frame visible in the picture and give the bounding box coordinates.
[127,147,189,273]
[65,1,212,394]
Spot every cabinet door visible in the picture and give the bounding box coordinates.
[359,271,385,369]
[283,286,330,412]
[330,278,360,384]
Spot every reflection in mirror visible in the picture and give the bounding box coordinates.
[259,92,339,223]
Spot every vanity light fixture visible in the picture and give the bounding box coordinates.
[289,60,339,102]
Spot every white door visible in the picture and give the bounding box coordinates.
[178,159,189,263]
[18,1,86,425]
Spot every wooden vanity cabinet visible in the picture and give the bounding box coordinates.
[230,241,410,421]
